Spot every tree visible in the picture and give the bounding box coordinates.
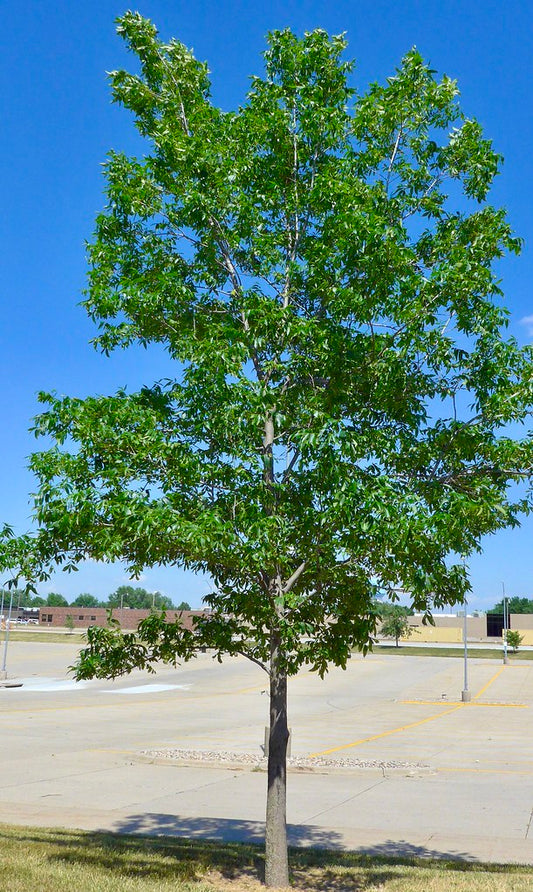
[46,593,68,607]
[488,596,533,614]
[0,588,30,608]
[176,601,191,611]
[2,15,533,887]
[72,593,102,607]
[379,609,414,647]
[107,585,173,610]
[64,614,75,634]
[506,630,523,652]
[374,601,413,617]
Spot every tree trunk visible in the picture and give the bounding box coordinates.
[265,629,289,888]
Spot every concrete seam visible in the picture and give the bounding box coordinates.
[303,778,386,823]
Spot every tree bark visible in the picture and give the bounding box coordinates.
[265,628,289,888]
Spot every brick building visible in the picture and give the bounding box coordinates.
[39,606,206,631]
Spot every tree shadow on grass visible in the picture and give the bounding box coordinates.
[0,818,345,886]
[1,821,526,890]
[290,843,533,890]
[0,823,262,884]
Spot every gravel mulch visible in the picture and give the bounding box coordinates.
[140,748,430,772]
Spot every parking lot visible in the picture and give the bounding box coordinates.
[1,639,532,863]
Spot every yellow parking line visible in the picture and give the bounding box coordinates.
[442,766,533,776]
[401,699,527,709]
[310,664,522,758]
[473,666,506,700]
[309,703,464,758]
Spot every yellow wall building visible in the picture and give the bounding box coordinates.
[379,613,533,646]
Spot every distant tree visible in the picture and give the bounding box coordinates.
[72,593,102,607]
[176,601,191,611]
[0,588,29,608]
[46,593,68,607]
[15,588,34,607]
[506,630,523,652]
[107,585,173,610]
[107,585,147,608]
[64,614,75,634]
[488,597,533,614]
[31,596,46,607]
[154,593,174,609]
[375,601,413,618]
[380,609,414,647]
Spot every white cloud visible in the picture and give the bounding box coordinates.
[519,315,533,336]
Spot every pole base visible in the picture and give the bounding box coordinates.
[461,690,471,702]
[503,656,510,665]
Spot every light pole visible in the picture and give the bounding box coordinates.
[1,588,14,679]
[461,596,471,702]
[461,556,470,702]
[502,582,509,665]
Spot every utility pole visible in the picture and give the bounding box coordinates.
[461,597,471,701]
[502,582,509,665]
[461,557,470,702]
[1,588,14,679]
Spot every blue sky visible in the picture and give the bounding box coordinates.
[1,1,532,609]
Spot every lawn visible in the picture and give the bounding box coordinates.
[372,645,532,660]
[2,629,85,644]
[0,825,531,891]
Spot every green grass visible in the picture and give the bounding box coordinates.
[2,630,85,644]
[0,824,532,891]
[372,645,532,660]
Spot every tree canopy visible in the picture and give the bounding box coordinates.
[375,601,413,617]
[2,15,533,887]
[46,593,69,607]
[379,608,414,647]
[0,588,32,608]
[107,585,173,610]
[0,586,181,610]
[488,596,533,614]
[71,593,102,608]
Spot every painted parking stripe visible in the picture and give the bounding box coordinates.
[309,703,465,758]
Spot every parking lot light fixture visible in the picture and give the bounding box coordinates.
[502,582,509,665]
[1,588,14,679]
[461,598,471,702]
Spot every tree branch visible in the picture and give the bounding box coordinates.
[281,447,301,483]
[283,561,307,594]
[385,126,403,194]
[235,649,270,675]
